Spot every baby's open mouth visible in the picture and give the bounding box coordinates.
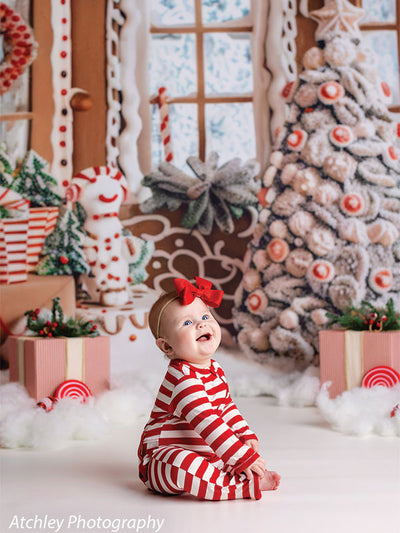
[196,333,212,342]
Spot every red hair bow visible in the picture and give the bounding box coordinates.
[174,277,223,308]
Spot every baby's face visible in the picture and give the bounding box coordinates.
[157,298,221,368]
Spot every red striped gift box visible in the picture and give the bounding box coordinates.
[26,206,59,272]
[0,217,29,284]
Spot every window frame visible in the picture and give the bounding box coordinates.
[150,0,253,161]
[355,0,400,113]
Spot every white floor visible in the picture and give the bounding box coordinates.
[1,396,399,533]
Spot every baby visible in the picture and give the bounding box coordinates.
[138,277,281,501]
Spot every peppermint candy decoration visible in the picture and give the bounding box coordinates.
[267,238,290,263]
[37,397,57,412]
[369,268,392,294]
[308,260,335,283]
[287,129,308,151]
[54,380,92,402]
[329,125,354,147]
[318,81,344,105]
[340,193,365,216]
[362,366,400,389]
[382,144,399,168]
[245,289,268,315]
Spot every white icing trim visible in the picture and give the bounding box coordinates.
[50,0,72,188]
[118,0,150,194]
[266,0,298,143]
[106,0,124,169]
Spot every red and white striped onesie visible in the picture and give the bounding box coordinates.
[138,359,262,500]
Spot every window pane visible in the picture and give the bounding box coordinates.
[202,0,250,24]
[205,103,255,164]
[361,0,396,23]
[0,121,29,162]
[204,33,252,95]
[362,31,399,105]
[150,34,197,97]
[151,0,195,26]
[152,104,198,169]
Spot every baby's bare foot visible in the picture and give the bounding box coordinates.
[260,470,281,491]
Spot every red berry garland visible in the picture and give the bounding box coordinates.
[0,3,38,95]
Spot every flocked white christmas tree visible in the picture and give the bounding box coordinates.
[233,0,400,366]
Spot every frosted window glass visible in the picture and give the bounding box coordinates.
[150,34,197,97]
[151,0,195,26]
[205,103,255,164]
[204,33,252,95]
[361,0,396,23]
[362,31,399,105]
[202,0,250,24]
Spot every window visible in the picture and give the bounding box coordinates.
[357,0,400,112]
[149,0,255,169]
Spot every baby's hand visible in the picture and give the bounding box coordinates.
[243,457,266,480]
[245,439,259,453]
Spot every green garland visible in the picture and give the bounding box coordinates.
[326,298,400,331]
[25,297,99,338]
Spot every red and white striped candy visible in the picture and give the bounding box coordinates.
[267,238,289,263]
[54,380,92,402]
[318,81,344,105]
[37,396,57,412]
[329,125,354,147]
[158,87,173,163]
[362,366,400,389]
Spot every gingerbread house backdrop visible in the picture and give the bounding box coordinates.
[1,0,399,345]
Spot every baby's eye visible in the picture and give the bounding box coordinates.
[183,320,192,326]
[202,314,209,321]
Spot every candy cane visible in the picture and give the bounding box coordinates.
[158,87,173,163]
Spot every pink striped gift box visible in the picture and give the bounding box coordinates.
[0,217,29,284]
[26,206,59,272]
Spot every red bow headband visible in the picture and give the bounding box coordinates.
[174,277,223,308]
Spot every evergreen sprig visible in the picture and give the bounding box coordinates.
[326,299,400,331]
[25,297,99,338]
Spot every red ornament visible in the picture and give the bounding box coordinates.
[362,366,400,389]
[309,260,335,283]
[341,193,364,216]
[59,256,69,265]
[37,396,57,412]
[329,125,353,147]
[381,81,391,98]
[281,81,294,99]
[54,380,92,402]
[257,187,269,207]
[130,334,137,342]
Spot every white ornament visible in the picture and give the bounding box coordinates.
[280,163,298,185]
[313,183,340,206]
[338,218,369,245]
[242,269,261,292]
[302,47,325,70]
[289,211,315,236]
[367,220,399,247]
[324,36,356,67]
[307,227,336,256]
[311,308,329,326]
[291,167,320,197]
[279,309,299,330]
[270,220,288,239]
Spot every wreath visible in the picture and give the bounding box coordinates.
[0,2,38,95]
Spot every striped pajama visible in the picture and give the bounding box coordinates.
[138,359,261,501]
